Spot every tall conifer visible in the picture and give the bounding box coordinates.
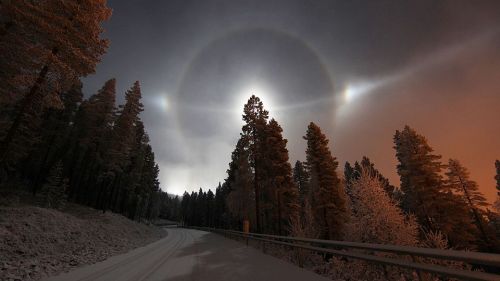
[262,119,299,235]
[0,0,111,164]
[241,95,269,232]
[304,122,347,240]
[496,160,500,198]
[67,79,116,204]
[293,160,310,208]
[226,138,255,229]
[394,126,476,248]
[445,159,498,250]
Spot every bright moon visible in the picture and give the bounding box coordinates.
[236,84,275,116]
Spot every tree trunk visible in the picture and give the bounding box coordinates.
[254,162,261,233]
[277,188,282,236]
[323,206,328,240]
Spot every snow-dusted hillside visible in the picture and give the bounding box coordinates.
[0,204,166,281]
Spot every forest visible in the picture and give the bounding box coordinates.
[177,95,500,255]
[2,0,500,258]
[0,1,171,221]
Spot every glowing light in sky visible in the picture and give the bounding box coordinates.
[159,95,169,111]
[151,94,169,112]
[342,81,381,103]
[339,30,500,107]
[235,83,275,117]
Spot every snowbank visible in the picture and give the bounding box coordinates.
[0,204,166,281]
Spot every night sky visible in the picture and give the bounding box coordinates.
[83,0,500,201]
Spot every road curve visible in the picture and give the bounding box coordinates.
[43,228,330,281]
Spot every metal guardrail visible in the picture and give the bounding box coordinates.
[187,226,500,281]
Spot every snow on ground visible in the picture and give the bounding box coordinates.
[0,204,166,281]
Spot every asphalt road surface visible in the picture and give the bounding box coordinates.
[43,228,330,281]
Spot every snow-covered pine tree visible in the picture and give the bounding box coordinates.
[346,168,419,245]
[345,157,398,201]
[327,168,419,281]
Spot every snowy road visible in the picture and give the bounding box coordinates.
[43,228,330,281]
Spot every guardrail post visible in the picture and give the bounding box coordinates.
[243,220,249,247]
[411,256,423,281]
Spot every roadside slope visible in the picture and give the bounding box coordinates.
[0,205,166,281]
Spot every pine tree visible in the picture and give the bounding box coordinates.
[170,195,182,222]
[344,161,356,201]
[394,126,443,225]
[214,182,230,228]
[344,162,355,185]
[67,79,116,205]
[496,160,500,205]
[196,188,207,226]
[304,122,347,240]
[241,95,269,233]
[262,119,299,235]
[101,81,144,212]
[345,157,399,203]
[206,189,215,227]
[189,191,199,226]
[493,160,500,211]
[333,169,420,280]
[22,82,83,195]
[445,159,498,250]
[489,160,500,245]
[359,156,396,198]
[0,0,111,165]
[135,144,160,220]
[226,138,255,229]
[394,126,476,248]
[40,161,67,209]
[293,160,310,209]
[181,191,191,225]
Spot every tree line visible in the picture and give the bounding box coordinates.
[0,1,170,221]
[178,95,500,253]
